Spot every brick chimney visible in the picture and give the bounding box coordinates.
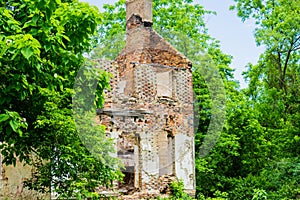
[117,0,191,74]
[123,0,153,57]
[126,0,153,29]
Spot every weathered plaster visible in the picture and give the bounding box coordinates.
[0,158,49,199]
[175,134,195,190]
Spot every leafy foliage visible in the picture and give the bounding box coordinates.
[0,0,122,198]
[169,180,194,200]
[213,0,300,199]
[197,0,300,198]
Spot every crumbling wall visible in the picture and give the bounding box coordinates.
[98,2,195,196]
[0,157,49,199]
[98,60,195,198]
[116,14,192,78]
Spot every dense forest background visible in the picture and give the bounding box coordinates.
[0,0,299,199]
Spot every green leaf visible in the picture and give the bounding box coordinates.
[18,129,23,137]
[21,47,34,60]
[0,114,9,123]
[44,43,51,52]
[9,119,19,132]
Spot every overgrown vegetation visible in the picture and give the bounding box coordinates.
[169,180,194,200]
[0,0,122,198]
[0,0,299,199]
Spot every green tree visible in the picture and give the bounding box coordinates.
[227,0,300,199]
[0,0,122,198]
[235,0,300,156]
[196,0,300,198]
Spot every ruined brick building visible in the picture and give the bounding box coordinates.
[97,0,195,197]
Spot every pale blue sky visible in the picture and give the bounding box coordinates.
[81,0,265,88]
